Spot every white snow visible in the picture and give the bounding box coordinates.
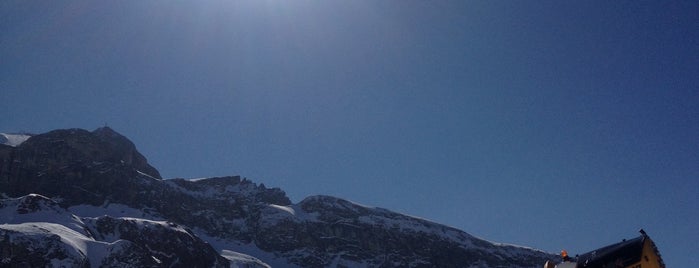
[2,222,88,255]
[221,250,271,268]
[0,222,135,267]
[259,203,320,225]
[0,133,31,147]
[268,204,295,215]
[0,195,87,234]
[192,229,282,268]
[136,170,160,181]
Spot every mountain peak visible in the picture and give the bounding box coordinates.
[93,126,117,134]
[0,127,162,205]
[91,127,161,179]
[92,127,131,144]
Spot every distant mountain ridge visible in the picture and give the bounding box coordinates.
[0,127,555,267]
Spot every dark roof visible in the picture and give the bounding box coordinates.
[576,235,645,268]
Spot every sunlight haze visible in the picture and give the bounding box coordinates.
[2,1,697,266]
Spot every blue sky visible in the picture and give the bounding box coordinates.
[1,1,697,266]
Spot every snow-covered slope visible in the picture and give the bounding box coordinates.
[0,127,556,267]
[0,133,31,147]
[0,194,260,267]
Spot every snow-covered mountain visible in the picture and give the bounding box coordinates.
[0,194,232,267]
[0,127,555,267]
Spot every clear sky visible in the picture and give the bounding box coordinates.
[1,1,697,266]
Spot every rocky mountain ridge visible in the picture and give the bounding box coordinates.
[1,194,229,267]
[0,127,555,267]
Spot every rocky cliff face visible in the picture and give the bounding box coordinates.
[0,128,555,267]
[0,128,161,206]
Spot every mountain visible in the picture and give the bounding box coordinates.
[0,127,556,267]
[0,194,229,267]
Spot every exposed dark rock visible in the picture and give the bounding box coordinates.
[92,127,161,180]
[83,216,229,268]
[251,195,553,267]
[0,128,161,206]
